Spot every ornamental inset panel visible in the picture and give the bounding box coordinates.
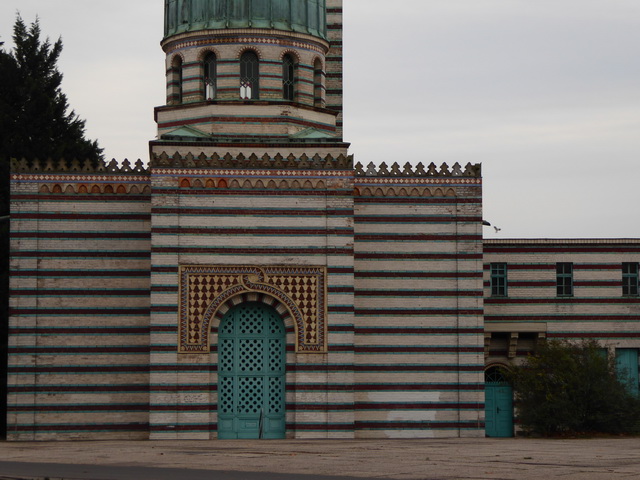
[179,265,327,353]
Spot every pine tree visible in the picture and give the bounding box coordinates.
[0,15,103,165]
[509,339,640,436]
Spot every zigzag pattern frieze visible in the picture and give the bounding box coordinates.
[157,169,352,177]
[11,174,150,183]
[355,177,481,185]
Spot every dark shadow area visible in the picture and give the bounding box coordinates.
[1,158,8,440]
[0,462,366,480]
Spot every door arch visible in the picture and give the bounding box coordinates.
[485,366,514,438]
[217,302,286,439]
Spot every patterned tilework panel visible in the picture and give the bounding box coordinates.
[179,265,328,353]
[8,175,152,441]
[352,182,485,438]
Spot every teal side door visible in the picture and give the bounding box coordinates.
[485,368,513,437]
[217,303,286,439]
[616,349,639,396]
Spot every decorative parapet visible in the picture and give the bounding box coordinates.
[150,151,354,170]
[10,158,149,175]
[354,161,481,178]
[10,157,480,178]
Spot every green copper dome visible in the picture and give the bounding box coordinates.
[164,0,327,40]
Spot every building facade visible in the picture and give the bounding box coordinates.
[5,1,639,441]
[6,0,485,440]
[483,239,640,437]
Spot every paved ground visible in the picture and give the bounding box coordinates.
[0,437,639,480]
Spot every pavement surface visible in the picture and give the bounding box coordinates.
[0,437,639,480]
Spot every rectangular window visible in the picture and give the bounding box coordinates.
[556,262,573,297]
[490,263,508,297]
[623,262,639,296]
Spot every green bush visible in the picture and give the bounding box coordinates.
[508,339,640,436]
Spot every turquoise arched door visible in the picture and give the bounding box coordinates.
[217,303,286,439]
[485,367,514,438]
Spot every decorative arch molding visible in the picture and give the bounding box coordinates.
[280,48,301,63]
[197,47,221,62]
[208,292,295,353]
[178,265,327,354]
[170,52,185,66]
[484,363,512,383]
[237,46,263,60]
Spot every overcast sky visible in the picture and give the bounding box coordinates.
[1,1,639,239]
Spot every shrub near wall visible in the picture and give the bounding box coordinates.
[509,339,640,436]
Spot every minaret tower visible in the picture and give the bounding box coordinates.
[151,0,348,159]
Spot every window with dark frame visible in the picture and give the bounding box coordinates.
[623,262,639,296]
[203,52,217,100]
[240,51,259,100]
[172,56,183,105]
[313,58,324,107]
[556,262,573,297]
[282,54,295,101]
[490,263,508,297]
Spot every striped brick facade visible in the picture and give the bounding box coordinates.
[147,164,357,439]
[353,169,484,438]
[7,158,485,440]
[7,1,639,442]
[7,161,151,440]
[325,0,344,136]
[8,164,640,440]
[484,239,640,367]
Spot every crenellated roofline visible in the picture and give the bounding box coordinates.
[10,156,482,179]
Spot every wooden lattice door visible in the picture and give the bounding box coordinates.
[217,303,286,439]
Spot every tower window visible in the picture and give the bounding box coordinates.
[171,56,183,105]
[282,54,296,101]
[203,52,217,100]
[313,58,324,107]
[490,263,508,297]
[240,51,259,100]
[556,263,573,297]
[623,262,639,296]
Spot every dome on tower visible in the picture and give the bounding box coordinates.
[164,0,327,40]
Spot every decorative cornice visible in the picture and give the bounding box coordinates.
[10,157,481,180]
[150,151,353,170]
[355,161,481,178]
[162,29,330,55]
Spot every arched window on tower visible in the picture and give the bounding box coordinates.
[240,51,259,100]
[282,54,296,101]
[313,58,324,108]
[171,56,183,105]
[203,52,217,100]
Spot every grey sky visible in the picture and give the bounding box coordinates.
[1,1,639,238]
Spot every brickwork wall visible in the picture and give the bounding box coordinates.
[7,173,152,440]
[353,177,485,438]
[148,167,356,439]
[326,0,343,136]
[484,240,640,366]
